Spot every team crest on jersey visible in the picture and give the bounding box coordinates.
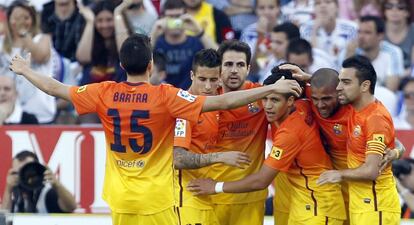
[353,125,361,137]
[177,90,196,102]
[270,146,283,160]
[333,124,342,135]
[174,119,186,137]
[77,85,87,93]
[248,102,260,114]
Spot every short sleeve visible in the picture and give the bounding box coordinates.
[365,114,394,156]
[69,83,102,115]
[163,86,206,124]
[264,129,301,172]
[173,118,193,149]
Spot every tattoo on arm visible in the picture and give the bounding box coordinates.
[174,147,220,169]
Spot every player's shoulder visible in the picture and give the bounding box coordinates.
[244,81,262,89]
[364,100,393,124]
[294,99,312,116]
[291,99,315,127]
[72,81,115,94]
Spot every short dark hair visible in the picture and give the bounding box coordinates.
[311,68,339,89]
[272,22,300,41]
[192,49,221,72]
[254,0,280,9]
[153,50,166,72]
[342,55,377,94]
[263,63,305,98]
[14,150,39,162]
[162,0,186,14]
[120,34,152,75]
[360,15,385,34]
[286,38,313,62]
[217,40,252,66]
[399,77,414,91]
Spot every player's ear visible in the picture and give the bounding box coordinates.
[190,71,195,81]
[147,60,153,74]
[361,80,371,93]
[287,95,295,107]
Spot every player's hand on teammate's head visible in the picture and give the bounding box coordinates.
[9,53,31,75]
[272,79,302,97]
[219,151,251,169]
[187,178,217,195]
[316,170,342,185]
[278,64,311,82]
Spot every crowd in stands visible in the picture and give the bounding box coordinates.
[0,0,413,129]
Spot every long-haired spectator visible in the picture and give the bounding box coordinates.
[0,0,56,123]
[76,0,126,85]
[383,0,414,74]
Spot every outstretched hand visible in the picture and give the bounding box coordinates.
[379,148,397,172]
[187,178,217,195]
[317,170,342,185]
[272,78,302,97]
[9,53,31,75]
[219,151,251,169]
[77,0,95,22]
[278,64,312,82]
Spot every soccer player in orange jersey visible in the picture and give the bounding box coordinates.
[206,40,269,225]
[280,65,405,225]
[8,34,302,225]
[173,49,252,225]
[317,56,401,225]
[188,68,347,225]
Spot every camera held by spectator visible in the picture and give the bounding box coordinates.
[1,151,77,213]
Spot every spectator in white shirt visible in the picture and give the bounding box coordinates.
[281,0,314,26]
[300,0,357,67]
[286,38,335,73]
[253,22,300,83]
[240,0,281,57]
[345,15,404,92]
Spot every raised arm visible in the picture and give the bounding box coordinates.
[21,34,51,64]
[180,14,218,50]
[173,147,251,169]
[114,0,133,53]
[44,168,77,212]
[75,0,95,65]
[201,79,301,112]
[9,54,71,101]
